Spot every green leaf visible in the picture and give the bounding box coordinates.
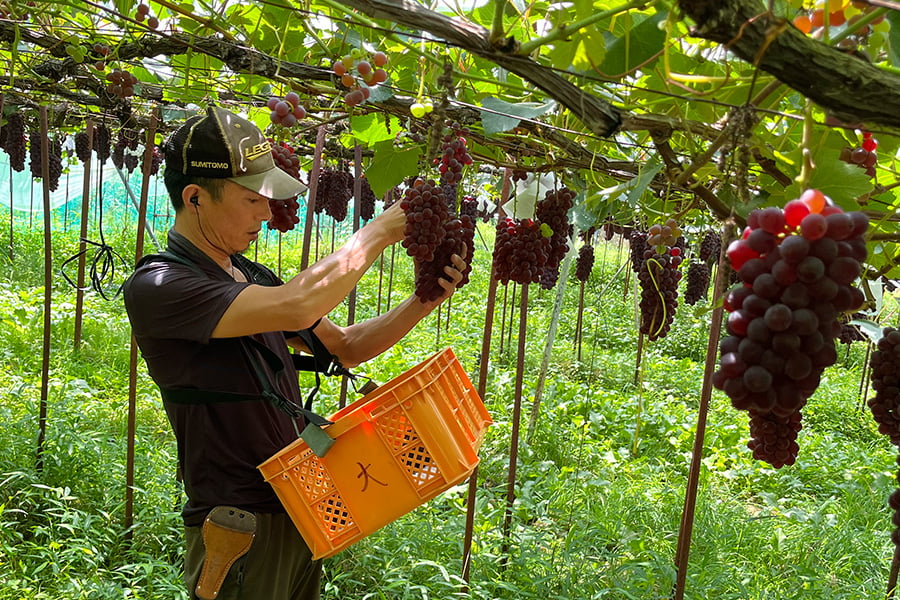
[596,11,667,79]
[479,97,556,135]
[887,11,900,66]
[348,113,395,146]
[366,141,421,197]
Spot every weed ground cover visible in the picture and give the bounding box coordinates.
[0,217,895,599]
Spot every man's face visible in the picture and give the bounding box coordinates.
[206,180,273,254]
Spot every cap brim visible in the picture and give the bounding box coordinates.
[227,166,307,200]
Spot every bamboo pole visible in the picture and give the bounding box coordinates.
[301,126,326,271]
[125,108,158,539]
[73,119,93,350]
[36,106,52,472]
[672,226,729,600]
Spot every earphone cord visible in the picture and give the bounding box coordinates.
[193,201,235,277]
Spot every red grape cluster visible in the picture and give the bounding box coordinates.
[359,176,376,221]
[575,244,594,283]
[699,230,721,263]
[868,328,900,445]
[511,169,528,183]
[400,178,451,262]
[149,145,163,175]
[535,187,574,290]
[839,131,877,178]
[638,246,682,341]
[135,3,159,29]
[414,215,475,302]
[266,91,307,127]
[266,141,303,232]
[629,231,647,273]
[438,132,472,186]
[684,260,710,306]
[88,42,111,71]
[332,50,389,108]
[315,167,353,222]
[93,124,112,161]
[28,132,63,191]
[491,217,551,285]
[74,130,92,163]
[713,189,869,468]
[1,111,27,172]
[112,127,139,170]
[105,69,139,99]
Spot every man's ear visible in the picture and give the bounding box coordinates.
[182,184,202,209]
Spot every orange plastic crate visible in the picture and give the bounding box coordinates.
[258,347,491,559]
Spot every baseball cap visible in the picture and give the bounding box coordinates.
[164,105,307,200]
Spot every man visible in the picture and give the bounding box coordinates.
[123,105,465,600]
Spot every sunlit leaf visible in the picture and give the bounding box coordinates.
[365,140,421,197]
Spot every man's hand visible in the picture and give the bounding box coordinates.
[419,251,467,310]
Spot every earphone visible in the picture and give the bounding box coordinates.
[190,196,199,206]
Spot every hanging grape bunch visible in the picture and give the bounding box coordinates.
[535,187,574,290]
[358,176,377,222]
[93,123,112,162]
[315,167,353,222]
[684,260,710,306]
[332,50,389,108]
[839,131,877,178]
[629,230,647,273]
[838,314,866,345]
[106,69,139,99]
[413,215,475,302]
[149,145,163,176]
[699,229,721,263]
[135,3,159,29]
[575,244,594,283]
[28,131,63,192]
[491,217,551,285]
[267,141,303,233]
[400,178,450,263]
[792,1,891,57]
[437,124,473,204]
[2,111,27,172]
[637,219,683,341]
[713,189,869,468]
[267,91,307,128]
[74,129,92,164]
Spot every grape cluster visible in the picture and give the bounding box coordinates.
[646,218,682,247]
[838,316,866,345]
[575,244,594,283]
[794,2,890,56]
[684,260,710,306]
[28,132,63,191]
[535,187,574,290]
[438,132,472,186]
[713,189,869,468]
[629,231,648,273]
[266,141,303,232]
[638,246,682,341]
[1,111,27,172]
[112,127,139,170]
[135,3,159,29]
[93,124,112,161]
[699,230,721,263]
[315,167,353,222]
[491,217,550,285]
[400,178,450,262]
[333,50,389,108]
[267,91,307,127]
[74,130,92,163]
[106,69,139,99]
[414,216,475,302]
[869,328,900,445]
[149,145,163,175]
[511,169,528,183]
[839,131,877,178]
[359,176,376,221]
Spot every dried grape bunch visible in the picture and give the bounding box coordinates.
[684,260,710,305]
[699,230,721,262]
[2,111,27,172]
[868,328,900,445]
[637,245,682,341]
[575,244,594,283]
[713,189,869,468]
[629,231,647,273]
[400,178,450,262]
[491,216,550,285]
[535,187,574,290]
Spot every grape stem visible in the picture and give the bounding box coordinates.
[645,255,667,339]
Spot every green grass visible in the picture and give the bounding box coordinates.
[0,213,897,599]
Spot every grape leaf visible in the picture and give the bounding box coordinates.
[596,11,667,79]
[480,97,556,135]
[365,141,421,197]
[888,11,900,66]
[347,113,395,146]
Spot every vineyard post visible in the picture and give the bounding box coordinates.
[36,105,52,472]
[300,125,326,271]
[125,108,158,539]
[501,282,529,560]
[527,249,574,442]
[73,119,93,351]
[672,226,729,600]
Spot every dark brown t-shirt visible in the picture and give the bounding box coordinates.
[123,231,302,525]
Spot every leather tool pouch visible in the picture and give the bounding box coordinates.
[195,506,257,600]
